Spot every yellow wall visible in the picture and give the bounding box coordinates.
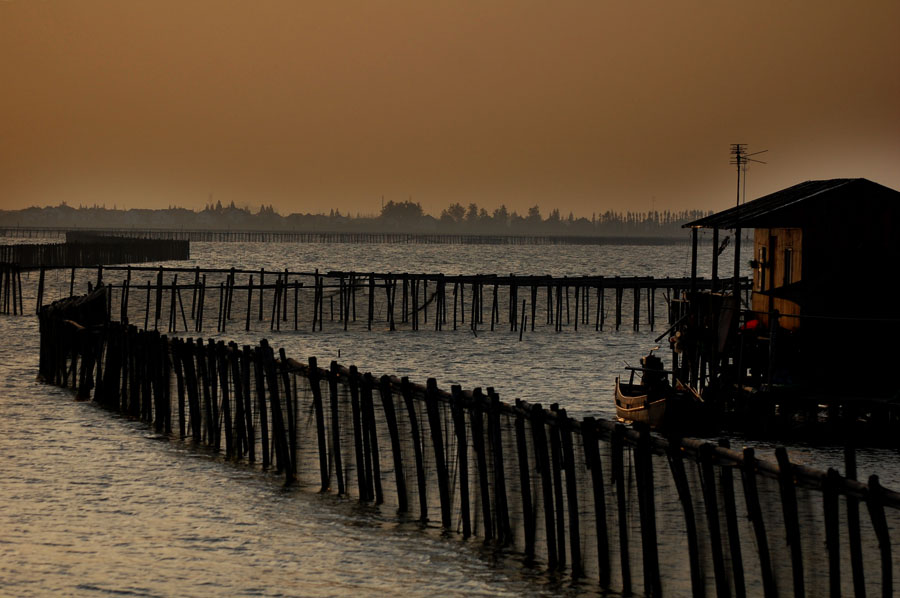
[751,227,802,330]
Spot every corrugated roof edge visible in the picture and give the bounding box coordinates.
[683,178,866,229]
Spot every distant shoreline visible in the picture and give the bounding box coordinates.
[0,226,701,245]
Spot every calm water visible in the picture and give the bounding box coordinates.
[2,238,897,596]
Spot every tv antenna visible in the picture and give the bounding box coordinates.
[730,144,767,206]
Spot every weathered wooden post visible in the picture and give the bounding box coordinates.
[182,339,202,443]
[308,356,329,491]
[216,341,234,458]
[328,361,346,495]
[530,403,557,568]
[401,376,427,520]
[368,273,375,331]
[775,446,804,598]
[844,443,866,597]
[245,275,254,332]
[665,435,704,597]
[823,468,841,598]
[36,266,45,314]
[452,385,472,539]
[471,387,494,541]
[360,372,383,503]
[258,268,265,322]
[699,442,730,598]
[557,408,582,577]
[581,417,610,589]
[547,405,567,567]
[635,425,661,597]
[379,375,407,513]
[348,367,370,500]
[251,345,270,469]
[740,448,776,597]
[488,389,511,545]
[611,424,631,595]
[260,341,292,483]
[717,439,746,598]
[227,342,247,459]
[865,474,892,598]
[154,267,163,330]
[426,378,452,529]
[515,400,535,560]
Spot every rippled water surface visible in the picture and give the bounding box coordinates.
[2,239,898,596]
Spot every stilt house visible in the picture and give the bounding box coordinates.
[684,178,900,393]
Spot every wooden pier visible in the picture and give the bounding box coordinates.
[29,263,750,334]
[38,288,900,596]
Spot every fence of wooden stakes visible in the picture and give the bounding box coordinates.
[37,287,899,597]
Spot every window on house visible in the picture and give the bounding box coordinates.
[758,247,767,292]
[783,248,793,286]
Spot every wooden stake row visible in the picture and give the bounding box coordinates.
[38,292,900,597]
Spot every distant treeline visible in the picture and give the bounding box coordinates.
[0,200,711,237]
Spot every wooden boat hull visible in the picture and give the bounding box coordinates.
[615,377,667,428]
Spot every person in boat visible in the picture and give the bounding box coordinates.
[639,351,670,398]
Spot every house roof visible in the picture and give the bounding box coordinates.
[684,178,899,229]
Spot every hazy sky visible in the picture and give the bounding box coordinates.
[2,1,898,217]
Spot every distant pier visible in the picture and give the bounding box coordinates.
[0,226,692,245]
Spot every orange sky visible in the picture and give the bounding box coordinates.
[1,1,898,217]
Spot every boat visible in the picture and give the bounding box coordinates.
[614,349,713,432]
[614,350,672,428]
[615,375,667,428]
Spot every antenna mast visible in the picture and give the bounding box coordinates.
[730,144,767,206]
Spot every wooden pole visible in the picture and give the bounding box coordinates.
[823,468,841,598]
[845,443,867,597]
[699,442,730,598]
[379,375,407,513]
[426,378,452,529]
[470,388,493,540]
[547,406,567,567]
[36,266,45,314]
[611,424,631,596]
[450,385,472,538]
[252,345,270,469]
[775,446,805,598]
[865,474,893,598]
[740,448,777,598]
[558,409,582,577]
[368,273,375,331]
[581,417,610,589]
[635,425,662,597]
[530,403,557,568]
[348,367,370,501]
[360,373,383,504]
[488,389,511,545]
[401,376,428,521]
[308,356,330,491]
[328,361,346,495]
[245,276,253,331]
[665,435,704,597]
[718,439,746,598]
[515,401,535,561]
